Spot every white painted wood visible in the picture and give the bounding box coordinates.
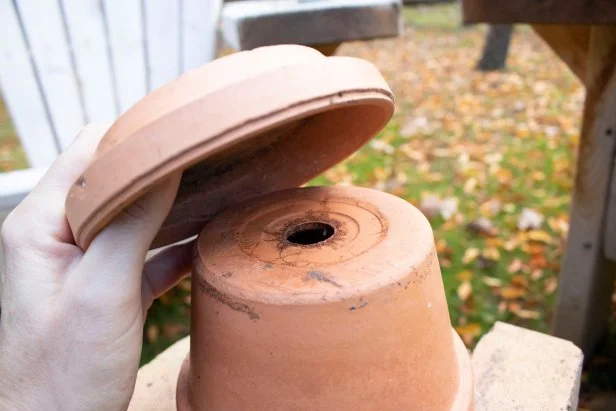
[103,0,148,114]
[182,0,222,71]
[15,0,85,149]
[145,0,181,91]
[0,0,223,209]
[0,168,47,211]
[62,0,118,123]
[0,0,59,168]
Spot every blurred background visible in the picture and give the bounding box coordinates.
[1,1,614,408]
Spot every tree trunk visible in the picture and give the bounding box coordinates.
[477,25,513,71]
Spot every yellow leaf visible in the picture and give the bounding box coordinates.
[146,325,159,343]
[532,171,545,181]
[544,277,558,294]
[503,203,516,213]
[527,230,553,244]
[507,259,523,273]
[436,239,449,253]
[464,177,477,194]
[511,274,529,288]
[486,238,504,248]
[456,270,473,282]
[482,247,500,261]
[531,269,543,280]
[512,308,541,320]
[504,238,519,251]
[496,168,513,184]
[462,248,480,264]
[483,276,502,287]
[455,323,481,345]
[500,287,526,299]
[457,281,472,301]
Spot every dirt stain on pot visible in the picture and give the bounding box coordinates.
[197,275,260,321]
[305,270,342,288]
[349,297,368,311]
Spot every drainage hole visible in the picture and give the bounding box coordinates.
[286,222,335,245]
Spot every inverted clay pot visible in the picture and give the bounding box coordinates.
[177,186,473,411]
[65,44,393,250]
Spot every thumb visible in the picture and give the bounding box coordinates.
[78,173,181,299]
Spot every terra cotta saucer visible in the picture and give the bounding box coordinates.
[65,45,394,249]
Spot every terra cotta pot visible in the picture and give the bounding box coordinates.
[176,186,473,411]
[63,44,473,410]
[65,45,393,250]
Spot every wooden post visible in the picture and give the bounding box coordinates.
[532,25,589,83]
[553,26,616,355]
[476,25,513,71]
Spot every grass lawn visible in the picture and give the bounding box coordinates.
[319,4,582,343]
[1,3,614,406]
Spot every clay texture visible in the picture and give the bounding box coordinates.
[65,45,393,250]
[177,186,473,411]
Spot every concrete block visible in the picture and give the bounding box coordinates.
[221,0,402,50]
[128,322,584,410]
[128,336,189,411]
[472,321,583,411]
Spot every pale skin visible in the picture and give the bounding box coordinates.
[0,125,194,410]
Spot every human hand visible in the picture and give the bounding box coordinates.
[0,124,193,411]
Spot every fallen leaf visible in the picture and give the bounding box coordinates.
[480,199,502,217]
[545,277,558,294]
[529,254,548,269]
[466,217,497,237]
[517,208,544,230]
[456,270,474,281]
[462,248,480,264]
[510,305,541,319]
[147,325,159,343]
[511,274,529,288]
[482,247,501,261]
[483,276,502,287]
[485,238,504,248]
[419,194,441,218]
[457,281,472,301]
[500,287,526,299]
[371,139,395,154]
[455,323,481,346]
[503,203,517,213]
[527,230,553,244]
[507,259,523,273]
[504,237,519,251]
[463,177,477,193]
[531,269,543,281]
[498,301,507,313]
[532,171,546,181]
[440,197,459,219]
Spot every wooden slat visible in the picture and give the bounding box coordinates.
[532,25,589,84]
[15,0,85,149]
[553,26,616,355]
[144,0,181,91]
[181,0,222,71]
[62,0,117,123]
[462,0,616,25]
[104,0,148,114]
[0,0,59,168]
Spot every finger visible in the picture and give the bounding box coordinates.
[79,173,181,300]
[141,239,195,311]
[7,124,111,245]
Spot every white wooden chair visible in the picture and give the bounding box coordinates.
[0,0,223,211]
